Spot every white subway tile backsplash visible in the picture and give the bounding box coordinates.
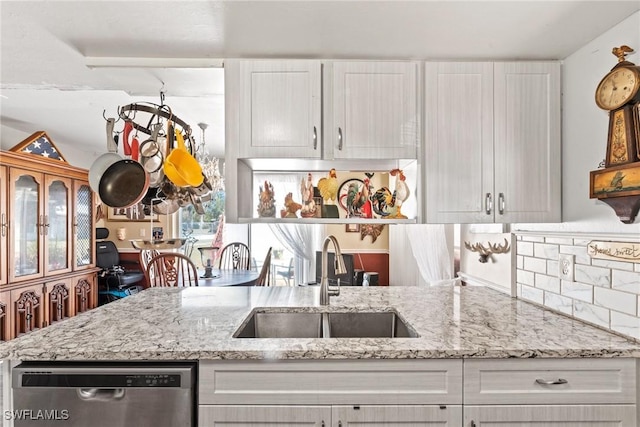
[524,257,547,274]
[517,241,534,256]
[561,281,593,303]
[573,301,610,329]
[611,311,640,341]
[574,264,611,287]
[545,237,574,245]
[559,245,591,264]
[594,287,637,315]
[592,258,635,271]
[545,292,573,316]
[517,269,535,287]
[521,285,544,305]
[516,232,639,341]
[535,273,560,293]
[612,269,640,294]
[534,242,559,260]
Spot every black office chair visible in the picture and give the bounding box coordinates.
[96,228,145,305]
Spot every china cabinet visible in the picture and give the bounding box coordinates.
[424,61,561,223]
[0,133,99,341]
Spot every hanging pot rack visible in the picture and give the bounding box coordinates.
[118,102,192,137]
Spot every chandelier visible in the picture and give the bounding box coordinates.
[196,122,224,193]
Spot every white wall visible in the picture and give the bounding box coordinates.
[515,11,640,233]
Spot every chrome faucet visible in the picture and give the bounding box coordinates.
[320,235,347,305]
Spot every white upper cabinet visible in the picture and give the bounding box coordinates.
[329,61,420,159]
[424,61,561,223]
[237,60,322,158]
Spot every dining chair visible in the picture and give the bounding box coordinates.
[139,249,160,287]
[218,242,251,270]
[255,247,272,286]
[276,257,295,286]
[146,252,199,287]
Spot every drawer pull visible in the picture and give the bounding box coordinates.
[535,378,568,385]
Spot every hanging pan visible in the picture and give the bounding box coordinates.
[139,123,165,187]
[98,121,150,208]
[88,118,122,192]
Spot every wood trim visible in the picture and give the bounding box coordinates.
[1,150,87,179]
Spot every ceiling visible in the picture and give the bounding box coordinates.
[1,1,639,163]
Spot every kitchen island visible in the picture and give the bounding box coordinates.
[2,284,639,360]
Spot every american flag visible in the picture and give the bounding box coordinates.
[20,135,64,161]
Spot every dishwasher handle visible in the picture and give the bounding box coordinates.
[77,388,126,401]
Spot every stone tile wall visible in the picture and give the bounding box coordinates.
[515,233,640,340]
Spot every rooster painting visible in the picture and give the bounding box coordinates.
[370,169,410,219]
[317,168,338,203]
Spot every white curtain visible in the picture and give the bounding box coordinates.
[269,223,321,285]
[406,224,457,286]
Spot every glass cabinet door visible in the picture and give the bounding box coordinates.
[73,181,94,270]
[10,169,44,281]
[44,176,71,274]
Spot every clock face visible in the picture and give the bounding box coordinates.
[595,66,640,110]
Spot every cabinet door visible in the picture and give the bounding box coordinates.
[10,283,44,337]
[464,404,636,426]
[238,60,322,158]
[44,278,72,326]
[9,168,44,282]
[73,273,97,314]
[44,175,72,275]
[0,165,8,285]
[424,62,494,223]
[199,405,331,427]
[0,289,11,341]
[331,61,419,159]
[333,405,462,426]
[494,62,561,223]
[72,180,94,271]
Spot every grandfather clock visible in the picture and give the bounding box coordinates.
[590,45,640,223]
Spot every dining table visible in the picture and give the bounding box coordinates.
[199,268,260,287]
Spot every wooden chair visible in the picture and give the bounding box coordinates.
[139,249,160,287]
[146,253,199,287]
[255,247,272,286]
[218,242,251,270]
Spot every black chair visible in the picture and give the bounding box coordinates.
[96,228,145,305]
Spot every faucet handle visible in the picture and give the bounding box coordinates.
[328,278,341,297]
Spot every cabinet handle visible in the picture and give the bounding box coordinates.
[1,213,6,237]
[338,422,342,427]
[536,378,568,385]
[471,421,477,427]
[43,215,50,236]
[313,126,318,150]
[321,421,324,427]
[498,192,505,215]
[485,193,492,215]
[37,215,43,235]
[338,127,343,150]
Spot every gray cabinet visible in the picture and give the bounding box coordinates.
[424,61,561,223]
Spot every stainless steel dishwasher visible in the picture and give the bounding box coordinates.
[11,361,196,427]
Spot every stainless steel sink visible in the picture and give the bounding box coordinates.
[234,309,418,338]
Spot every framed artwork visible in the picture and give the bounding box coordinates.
[345,223,360,233]
[590,162,640,199]
[107,203,158,222]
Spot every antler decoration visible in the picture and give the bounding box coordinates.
[464,238,511,263]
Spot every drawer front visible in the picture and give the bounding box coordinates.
[200,359,462,405]
[464,404,637,425]
[464,358,636,405]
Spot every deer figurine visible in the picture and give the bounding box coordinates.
[464,238,511,263]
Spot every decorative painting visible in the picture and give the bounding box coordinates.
[590,162,640,199]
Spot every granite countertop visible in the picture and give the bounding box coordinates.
[2,285,640,360]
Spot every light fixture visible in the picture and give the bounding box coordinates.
[197,122,224,193]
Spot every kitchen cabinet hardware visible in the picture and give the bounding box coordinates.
[498,192,505,215]
[338,127,343,150]
[485,193,492,215]
[313,126,318,150]
[43,215,50,236]
[321,421,325,427]
[1,213,6,237]
[535,378,568,385]
[338,421,342,427]
[471,421,477,427]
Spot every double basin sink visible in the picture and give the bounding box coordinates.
[234,308,418,339]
